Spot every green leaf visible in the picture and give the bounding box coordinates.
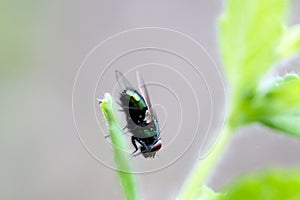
[100,93,139,200]
[219,0,289,92]
[277,25,300,58]
[196,186,225,200]
[219,169,300,200]
[260,115,300,137]
[255,74,300,137]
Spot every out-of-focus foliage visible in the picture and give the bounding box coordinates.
[219,0,288,93]
[216,0,300,198]
[219,0,300,137]
[256,74,300,137]
[278,25,300,58]
[100,93,139,200]
[219,169,300,200]
[181,0,300,199]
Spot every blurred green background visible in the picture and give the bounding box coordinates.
[1,1,300,199]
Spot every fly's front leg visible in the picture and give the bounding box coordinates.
[131,136,139,155]
[135,138,150,152]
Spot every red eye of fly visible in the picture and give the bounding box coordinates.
[151,141,162,152]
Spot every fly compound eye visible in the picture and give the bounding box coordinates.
[151,141,162,152]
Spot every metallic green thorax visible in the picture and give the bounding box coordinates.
[125,89,147,109]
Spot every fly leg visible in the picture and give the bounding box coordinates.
[131,137,151,157]
[135,138,150,153]
[131,136,139,155]
[104,134,110,139]
[122,125,128,131]
[116,102,126,112]
[96,98,102,104]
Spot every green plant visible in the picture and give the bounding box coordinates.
[99,0,300,199]
[179,0,300,199]
[220,169,300,200]
[100,94,139,200]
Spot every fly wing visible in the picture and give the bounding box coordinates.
[136,71,153,115]
[115,70,135,91]
[152,112,161,137]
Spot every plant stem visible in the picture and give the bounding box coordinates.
[100,93,139,200]
[178,122,234,200]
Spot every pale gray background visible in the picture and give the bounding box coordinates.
[1,0,300,200]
